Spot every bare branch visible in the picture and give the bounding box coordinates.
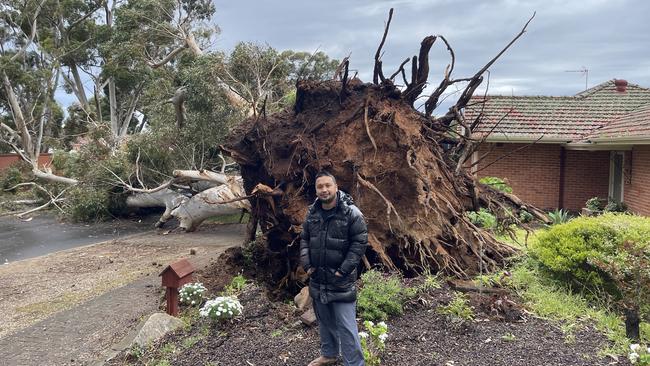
[373,8,394,84]
[402,36,437,105]
[389,58,410,82]
[456,12,535,110]
[172,169,230,185]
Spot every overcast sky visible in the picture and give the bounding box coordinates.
[212,0,650,102]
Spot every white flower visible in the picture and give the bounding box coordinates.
[366,321,374,327]
[629,352,639,364]
[191,300,196,305]
[358,332,369,339]
[378,321,387,328]
[631,344,641,352]
[379,333,388,342]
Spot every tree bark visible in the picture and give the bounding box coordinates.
[126,189,184,228]
[170,184,250,232]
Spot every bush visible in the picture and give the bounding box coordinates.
[519,209,534,223]
[51,150,82,178]
[586,197,605,211]
[357,270,416,321]
[605,200,628,213]
[530,213,650,314]
[359,320,389,366]
[547,208,570,225]
[466,208,497,230]
[479,176,513,193]
[179,282,207,306]
[0,166,23,191]
[437,292,475,327]
[199,296,243,322]
[223,275,247,295]
[65,186,111,222]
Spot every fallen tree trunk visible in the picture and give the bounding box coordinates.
[126,189,184,228]
[124,174,249,231]
[170,182,250,231]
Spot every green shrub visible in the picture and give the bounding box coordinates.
[547,208,570,225]
[358,270,415,321]
[519,209,534,223]
[0,166,23,191]
[65,186,111,222]
[51,150,82,178]
[530,213,650,313]
[437,292,475,327]
[604,200,628,213]
[223,275,247,295]
[479,176,513,193]
[586,197,605,211]
[466,208,497,230]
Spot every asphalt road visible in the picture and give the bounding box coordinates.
[0,214,157,263]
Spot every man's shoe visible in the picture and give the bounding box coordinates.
[307,356,338,366]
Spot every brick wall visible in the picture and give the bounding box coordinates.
[475,144,610,211]
[624,146,650,215]
[562,150,610,210]
[0,153,53,171]
[476,143,561,209]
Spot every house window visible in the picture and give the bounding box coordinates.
[609,151,625,203]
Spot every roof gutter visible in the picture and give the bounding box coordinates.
[564,142,632,151]
[478,135,571,144]
[587,137,650,145]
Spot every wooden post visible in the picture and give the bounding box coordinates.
[166,287,179,316]
[159,258,195,317]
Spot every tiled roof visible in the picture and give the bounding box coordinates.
[583,103,650,141]
[466,80,650,142]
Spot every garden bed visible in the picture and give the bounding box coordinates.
[106,257,631,366]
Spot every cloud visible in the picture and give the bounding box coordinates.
[213,0,650,98]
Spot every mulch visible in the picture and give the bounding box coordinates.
[106,258,631,366]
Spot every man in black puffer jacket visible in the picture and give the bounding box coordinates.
[300,171,367,366]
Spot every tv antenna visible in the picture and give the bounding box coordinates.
[565,66,589,91]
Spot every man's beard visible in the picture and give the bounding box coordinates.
[319,195,336,204]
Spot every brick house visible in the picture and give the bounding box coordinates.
[0,153,53,171]
[466,79,650,215]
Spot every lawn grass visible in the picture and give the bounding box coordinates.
[504,252,649,356]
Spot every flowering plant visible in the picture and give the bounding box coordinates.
[179,282,207,307]
[199,296,243,322]
[629,343,650,365]
[359,320,388,366]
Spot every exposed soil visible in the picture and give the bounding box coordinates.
[106,258,631,366]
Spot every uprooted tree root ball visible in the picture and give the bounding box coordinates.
[223,10,545,291]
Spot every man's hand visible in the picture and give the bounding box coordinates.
[307,268,316,276]
[335,271,343,277]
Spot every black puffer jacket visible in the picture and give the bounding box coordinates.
[300,191,368,304]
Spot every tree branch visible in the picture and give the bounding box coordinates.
[373,8,393,84]
[147,44,189,68]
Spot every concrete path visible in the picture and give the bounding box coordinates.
[0,276,160,366]
[0,224,244,366]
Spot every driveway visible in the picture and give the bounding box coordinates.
[0,214,157,263]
